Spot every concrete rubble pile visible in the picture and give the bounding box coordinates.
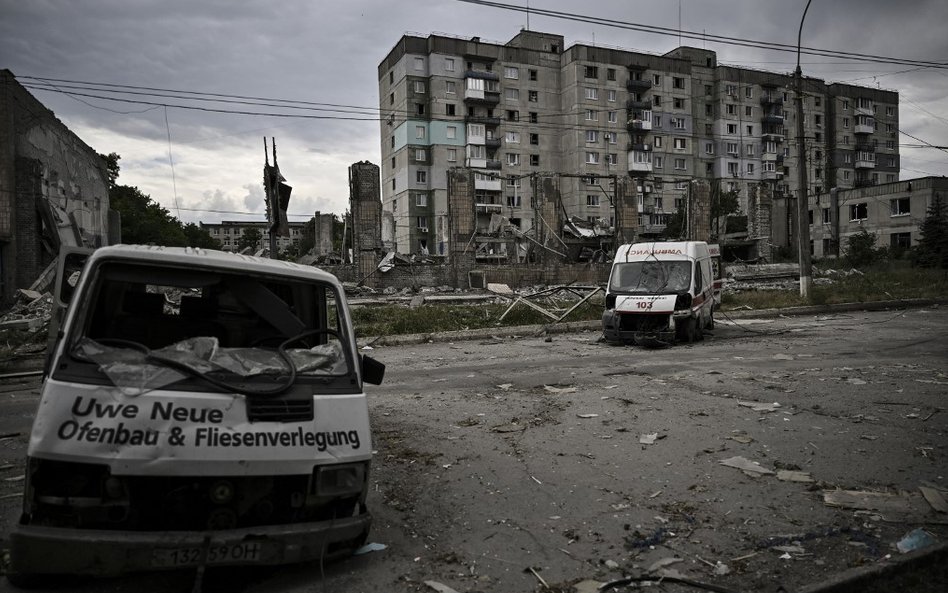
[0,289,53,358]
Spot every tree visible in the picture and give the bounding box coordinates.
[915,194,948,269]
[845,227,880,268]
[237,228,263,252]
[101,152,221,249]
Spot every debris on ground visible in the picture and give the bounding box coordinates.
[896,528,937,553]
[920,486,948,513]
[737,400,781,413]
[354,542,387,555]
[822,489,939,523]
[424,581,461,593]
[719,456,775,476]
[776,470,815,483]
[639,433,659,445]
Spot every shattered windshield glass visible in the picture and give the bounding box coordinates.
[74,337,348,396]
[64,261,354,396]
[609,261,692,294]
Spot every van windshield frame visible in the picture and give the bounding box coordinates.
[609,260,693,294]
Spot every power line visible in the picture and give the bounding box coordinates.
[454,0,948,69]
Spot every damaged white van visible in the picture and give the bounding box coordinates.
[601,241,717,345]
[8,245,384,584]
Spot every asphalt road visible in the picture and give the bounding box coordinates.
[1,306,946,592]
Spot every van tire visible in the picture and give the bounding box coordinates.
[707,310,715,330]
[675,319,696,343]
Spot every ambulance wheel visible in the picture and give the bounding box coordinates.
[695,320,704,341]
[675,319,696,343]
[707,310,715,330]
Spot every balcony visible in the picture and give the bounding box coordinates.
[485,159,502,170]
[762,169,783,181]
[762,127,785,142]
[474,177,502,191]
[627,113,653,131]
[855,104,873,117]
[761,113,784,125]
[465,115,501,127]
[628,151,652,174]
[625,99,651,110]
[466,157,486,169]
[760,93,784,106]
[475,202,504,213]
[761,152,778,162]
[855,158,876,169]
[627,143,651,152]
[626,78,652,92]
[464,69,499,81]
[485,137,502,149]
[463,89,500,105]
[855,123,874,135]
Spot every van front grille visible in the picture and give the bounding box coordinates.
[246,398,314,423]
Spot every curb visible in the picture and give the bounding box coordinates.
[360,298,946,348]
[795,541,947,593]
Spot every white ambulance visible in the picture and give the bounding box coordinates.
[8,246,384,584]
[602,241,717,345]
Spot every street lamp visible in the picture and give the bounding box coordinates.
[794,0,814,298]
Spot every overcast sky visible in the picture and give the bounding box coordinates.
[3,0,947,225]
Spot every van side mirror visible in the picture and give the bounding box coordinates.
[361,354,385,385]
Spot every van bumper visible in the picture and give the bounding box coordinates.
[9,513,371,576]
[601,310,676,343]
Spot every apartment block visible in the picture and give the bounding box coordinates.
[378,31,900,256]
[199,220,305,253]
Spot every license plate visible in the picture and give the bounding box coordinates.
[151,541,262,568]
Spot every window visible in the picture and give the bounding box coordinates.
[505,88,520,101]
[606,153,617,165]
[446,81,456,94]
[506,131,521,144]
[506,195,522,207]
[745,144,755,157]
[389,71,394,84]
[529,69,538,81]
[504,66,519,79]
[528,90,538,102]
[763,161,776,172]
[890,198,910,216]
[746,163,755,174]
[886,140,896,150]
[416,170,427,183]
[529,112,538,123]
[849,203,868,221]
[415,126,426,139]
[654,155,664,168]
[705,123,713,135]
[446,103,456,116]
[447,148,457,162]
[726,142,739,154]
[653,115,662,128]
[705,142,714,155]
[416,193,427,207]
[415,148,426,161]
[391,136,395,148]
[507,178,522,188]
[529,133,539,145]
[607,68,616,81]
[607,89,617,102]
[726,104,736,115]
[415,103,425,115]
[745,105,753,117]
[673,137,687,149]
[416,216,428,230]
[858,97,872,110]
[815,113,822,127]
[445,58,455,72]
[587,194,600,207]
[673,97,684,109]
[389,93,394,105]
[705,103,713,116]
[725,84,736,96]
[446,125,457,139]
[414,81,426,94]
[821,208,831,224]
[843,170,851,180]
[843,117,850,128]
[530,154,539,166]
[414,57,424,70]
[585,109,598,121]
[672,117,685,129]
[585,130,599,143]
[746,125,753,135]
[886,106,895,116]
[745,86,753,99]
[674,158,686,170]
[652,95,662,107]
[653,137,662,148]
[843,99,850,110]
[506,153,520,165]
[704,84,713,96]
[507,110,519,121]
[727,123,737,134]
[585,87,599,100]
[673,77,685,89]
[585,152,600,164]
[608,111,617,123]
[584,65,598,79]
[727,162,738,176]
[604,132,617,144]
[891,232,911,249]
[653,74,661,86]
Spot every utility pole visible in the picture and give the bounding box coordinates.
[794,0,814,299]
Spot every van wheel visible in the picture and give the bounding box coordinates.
[695,320,704,342]
[707,310,715,330]
[675,319,696,343]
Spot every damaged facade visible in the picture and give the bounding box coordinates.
[0,70,113,304]
[377,31,900,263]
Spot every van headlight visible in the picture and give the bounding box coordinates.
[315,463,365,497]
[674,293,692,311]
